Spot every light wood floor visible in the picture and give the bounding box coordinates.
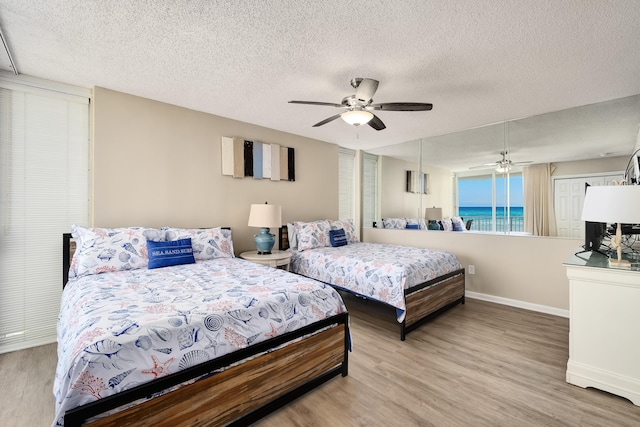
[3,296,640,426]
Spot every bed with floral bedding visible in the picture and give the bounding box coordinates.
[281,219,465,341]
[56,226,349,427]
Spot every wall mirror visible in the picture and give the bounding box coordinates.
[364,94,640,235]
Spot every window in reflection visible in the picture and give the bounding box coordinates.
[457,172,523,232]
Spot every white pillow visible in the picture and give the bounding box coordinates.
[295,220,331,251]
[70,225,165,279]
[382,218,407,229]
[451,216,466,232]
[163,227,235,259]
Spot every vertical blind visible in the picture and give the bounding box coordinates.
[0,77,90,353]
[362,152,378,228]
[338,147,355,220]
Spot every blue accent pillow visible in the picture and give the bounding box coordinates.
[147,238,195,269]
[329,229,348,247]
[452,221,465,232]
[406,224,420,230]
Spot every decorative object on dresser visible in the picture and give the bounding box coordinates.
[580,183,640,268]
[248,202,282,254]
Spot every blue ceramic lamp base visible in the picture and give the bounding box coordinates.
[254,227,275,254]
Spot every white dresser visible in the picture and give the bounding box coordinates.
[564,251,640,405]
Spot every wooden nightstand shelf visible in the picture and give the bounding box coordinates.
[239,250,292,271]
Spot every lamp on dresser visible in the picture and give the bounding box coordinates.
[248,202,282,254]
[425,207,442,230]
[581,184,640,268]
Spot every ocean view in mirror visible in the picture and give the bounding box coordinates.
[458,206,524,232]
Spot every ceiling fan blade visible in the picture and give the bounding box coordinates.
[370,102,433,111]
[312,114,342,127]
[289,100,344,108]
[355,78,379,103]
[367,114,386,131]
[513,161,534,165]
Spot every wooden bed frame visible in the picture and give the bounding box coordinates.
[61,233,349,426]
[278,227,464,341]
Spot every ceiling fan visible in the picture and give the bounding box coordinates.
[289,78,433,131]
[470,151,533,173]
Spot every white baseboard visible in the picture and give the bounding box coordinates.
[465,291,569,318]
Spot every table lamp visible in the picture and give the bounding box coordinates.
[581,184,640,268]
[425,207,443,230]
[248,202,282,254]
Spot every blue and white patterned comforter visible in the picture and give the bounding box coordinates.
[289,243,461,322]
[54,258,347,426]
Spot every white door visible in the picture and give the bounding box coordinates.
[553,175,622,238]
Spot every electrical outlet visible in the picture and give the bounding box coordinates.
[468,265,475,275]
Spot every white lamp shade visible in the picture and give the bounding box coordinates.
[341,110,373,126]
[248,204,282,228]
[425,207,443,221]
[581,185,640,224]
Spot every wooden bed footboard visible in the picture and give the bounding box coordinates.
[277,227,465,341]
[64,313,349,427]
[401,269,465,341]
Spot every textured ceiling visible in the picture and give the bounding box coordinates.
[1,0,640,169]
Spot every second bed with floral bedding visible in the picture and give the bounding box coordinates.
[283,219,465,340]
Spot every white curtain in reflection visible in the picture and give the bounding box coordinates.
[523,164,557,236]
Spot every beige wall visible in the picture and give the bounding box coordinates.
[363,227,579,311]
[552,156,627,177]
[92,87,338,254]
[379,156,421,218]
[422,163,455,217]
[379,156,454,219]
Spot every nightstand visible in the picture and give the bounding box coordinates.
[239,250,292,271]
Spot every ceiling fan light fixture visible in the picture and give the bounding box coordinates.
[341,110,373,126]
[495,163,512,173]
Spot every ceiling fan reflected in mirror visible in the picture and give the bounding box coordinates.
[470,151,533,173]
[289,78,433,131]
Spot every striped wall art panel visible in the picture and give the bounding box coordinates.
[221,136,295,181]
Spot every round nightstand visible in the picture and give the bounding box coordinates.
[239,250,292,271]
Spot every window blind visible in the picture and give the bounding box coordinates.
[0,76,90,353]
[362,152,378,228]
[338,148,355,220]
